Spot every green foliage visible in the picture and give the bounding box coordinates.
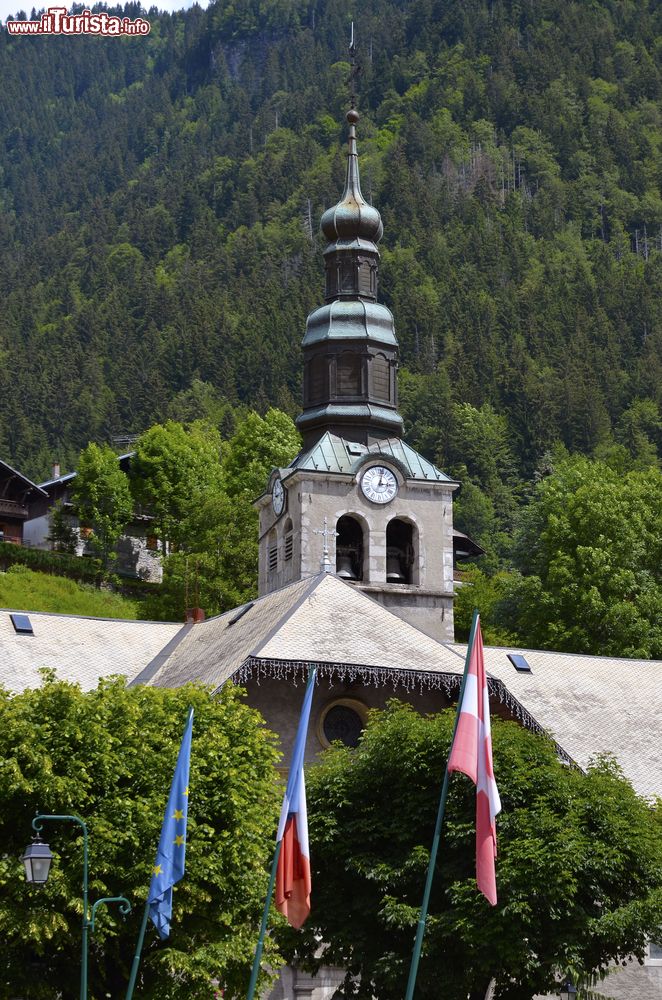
[131,421,224,551]
[0,565,140,618]
[452,565,516,645]
[1,0,662,489]
[296,703,662,1000]
[0,677,282,999]
[495,455,662,656]
[47,500,77,555]
[0,540,102,584]
[71,444,133,568]
[140,409,299,620]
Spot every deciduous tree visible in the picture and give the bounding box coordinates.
[294,703,662,1000]
[71,443,133,568]
[0,677,281,999]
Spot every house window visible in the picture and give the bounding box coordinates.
[146,535,158,551]
[648,941,662,965]
[358,261,372,296]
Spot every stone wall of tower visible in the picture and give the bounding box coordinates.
[258,469,456,641]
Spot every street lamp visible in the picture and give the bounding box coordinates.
[560,981,578,1000]
[20,835,53,884]
[21,814,131,1000]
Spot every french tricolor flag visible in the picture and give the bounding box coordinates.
[447,616,501,905]
[275,674,315,928]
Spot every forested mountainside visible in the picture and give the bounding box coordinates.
[1,0,662,487]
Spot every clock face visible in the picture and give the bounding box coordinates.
[272,477,285,516]
[361,465,398,505]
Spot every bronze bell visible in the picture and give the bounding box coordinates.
[336,548,358,580]
[386,546,406,582]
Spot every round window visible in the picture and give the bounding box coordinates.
[320,700,367,748]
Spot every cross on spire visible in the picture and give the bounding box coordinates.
[313,516,339,574]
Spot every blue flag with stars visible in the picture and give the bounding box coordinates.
[148,708,193,938]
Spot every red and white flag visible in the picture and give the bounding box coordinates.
[447,616,501,905]
[275,675,314,928]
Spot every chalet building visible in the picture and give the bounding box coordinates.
[0,460,48,546]
[22,454,163,582]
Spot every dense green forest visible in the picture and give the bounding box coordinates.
[1,0,661,483]
[2,0,662,649]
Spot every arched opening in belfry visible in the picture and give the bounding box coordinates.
[386,518,416,585]
[335,515,364,582]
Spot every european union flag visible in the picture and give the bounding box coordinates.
[148,708,193,938]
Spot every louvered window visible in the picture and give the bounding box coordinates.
[371,354,390,401]
[309,356,326,402]
[337,354,361,395]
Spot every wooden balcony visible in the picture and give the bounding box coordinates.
[0,498,28,519]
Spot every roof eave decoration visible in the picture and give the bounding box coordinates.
[228,655,576,768]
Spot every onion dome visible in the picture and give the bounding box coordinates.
[296,105,403,449]
[320,109,383,245]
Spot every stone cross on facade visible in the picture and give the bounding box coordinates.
[313,516,339,574]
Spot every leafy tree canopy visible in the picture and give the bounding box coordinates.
[0,676,281,1000]
[131,420,224,551]
[494,454,662,657]
[294,702,662,1000]
[140,408,300,619]
[71,442,133,567]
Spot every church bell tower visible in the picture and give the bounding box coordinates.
[256,104,458,642]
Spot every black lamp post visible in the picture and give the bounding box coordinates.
[21,814,131,1000]
[560,981,578,1000]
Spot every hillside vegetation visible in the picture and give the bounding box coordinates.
[0,0,661,493]
[0,565,142,618]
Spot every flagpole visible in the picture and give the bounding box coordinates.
[124,706,194,999]
[403,609,480,1000]
[125,900,150,1000]
[246,666,317,1000]
[246,839,282,1000]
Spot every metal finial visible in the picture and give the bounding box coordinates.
[313,516,339,574]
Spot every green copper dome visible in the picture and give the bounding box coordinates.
[302,300,397,348]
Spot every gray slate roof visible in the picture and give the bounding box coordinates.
[287,432,454,483]
[535,962,662,1000]
[450,642,662,800]
[2,578,661,803]
[0,608,183,692]
[146,574,464,692]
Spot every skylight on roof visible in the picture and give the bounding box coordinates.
[228,602,255,627]
[10,613,33,635]
[507,653,531,673]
